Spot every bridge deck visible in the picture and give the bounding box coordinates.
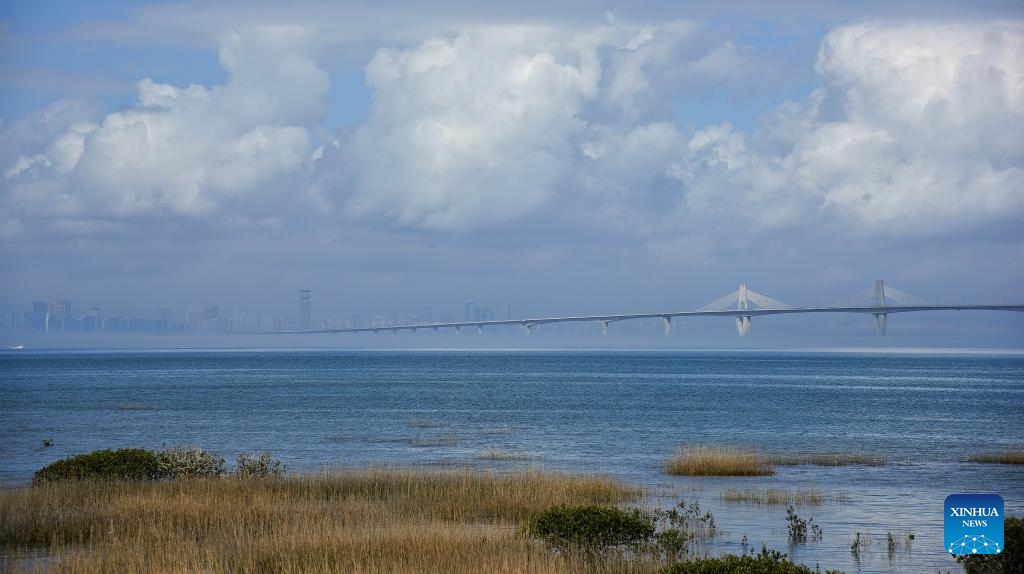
[277,304,1024,335]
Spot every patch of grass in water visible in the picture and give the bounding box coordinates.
[769,453,889,467]
[666,446,772,477]
[968,450,1024,464]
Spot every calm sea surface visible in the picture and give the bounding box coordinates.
[1,349,1022,572]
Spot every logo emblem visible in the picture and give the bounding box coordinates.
[945,494,1004,555]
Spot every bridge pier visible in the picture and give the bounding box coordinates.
[663,316,672,335]
[736,316,751,337]
[873,313,887,336]
[602,321,609,335]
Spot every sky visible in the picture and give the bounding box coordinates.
[1,0,1022,347]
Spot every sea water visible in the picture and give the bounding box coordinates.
[2,349,1022,572]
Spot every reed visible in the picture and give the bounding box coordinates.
[769,453,888,467]
[721,485,848,506]
[0,469,643,574]
[666,447,772,477]
[968,450,1024,465]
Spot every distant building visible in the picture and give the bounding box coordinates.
[46,302,66,333]
[83,307,100,332]
[464,299,477,322]
[32,301,47,331]
[299,289,311,330]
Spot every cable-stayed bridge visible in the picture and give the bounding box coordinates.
[282,280,1024,338]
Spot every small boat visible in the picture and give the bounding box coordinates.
[8,344,24,350]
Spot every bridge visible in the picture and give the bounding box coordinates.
[283,280,1024,337]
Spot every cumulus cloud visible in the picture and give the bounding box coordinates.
[315,22,733,232]
[675,21,1024,238]
[1,26,328,228]
[5,18,1022,248]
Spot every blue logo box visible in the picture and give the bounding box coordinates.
[945,494,1004,555]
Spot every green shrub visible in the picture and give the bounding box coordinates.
[664,546,842,573]
[234,452,285,478]
[156,447,225,479]
[526,504,655,555]
[33,448,159,484]
[957,516,1023,574]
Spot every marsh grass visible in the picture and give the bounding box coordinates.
[0,469,643,573]
[769,453,888,467]
[721,485,848,506]
[968,450,1024,465]
[666,447,772,477]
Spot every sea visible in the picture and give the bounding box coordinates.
[1,348,1022,573]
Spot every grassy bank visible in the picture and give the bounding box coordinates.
[1,469,642,573]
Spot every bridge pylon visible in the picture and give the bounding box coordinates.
[874,279,888,336]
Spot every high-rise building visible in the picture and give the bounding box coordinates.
[464,299,477,322]
[299,289,311,330]
[46,302,66,333]
[83,307,100,332]
[32,301,47,331]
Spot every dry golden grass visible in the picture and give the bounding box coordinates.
[721,485,848,506]
[0,469,644,574]
[666,447,772,477]
[968,450,1024,465]
[769,453,888,467]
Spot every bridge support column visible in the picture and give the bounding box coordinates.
[736,316,751,337]
[602,321,609,335]
[662,316,672,335]
[873,313,887,336]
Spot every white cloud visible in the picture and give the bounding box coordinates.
[674,21,1024,238]
[317,22,733,232]
[2,26,328,221]
[5,18,1021,250]
[328,26,601,231]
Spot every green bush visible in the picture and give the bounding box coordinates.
[234,452,285,478]
[156,447,225,479]
[664,547,842,573]
[957,516,1023,574]
[33,448,160,484]
[526,504,655,555]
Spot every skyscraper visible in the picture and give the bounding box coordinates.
[464,299,477,322]
[299,289,311,330]
[32,301,47,331]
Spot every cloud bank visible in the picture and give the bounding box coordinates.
[3,20,1022,248]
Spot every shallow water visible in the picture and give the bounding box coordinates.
[2,349,1022,573]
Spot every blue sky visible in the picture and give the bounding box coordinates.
[1,1,1022,346]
